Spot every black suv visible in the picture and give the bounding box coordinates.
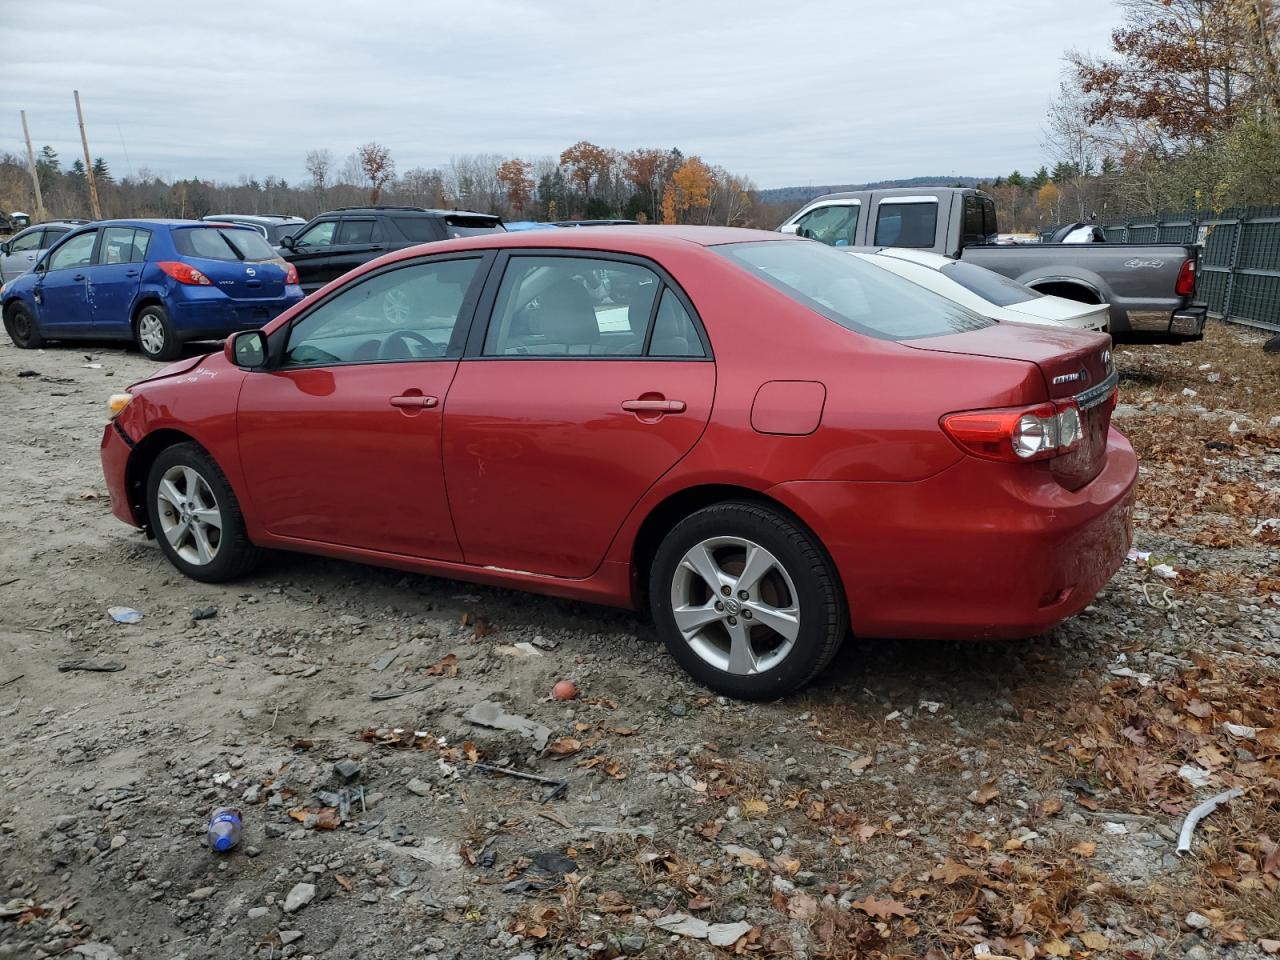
[281,206,505,293]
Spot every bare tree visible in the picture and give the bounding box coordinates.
[304,149,332,195]
[357,143,396,205]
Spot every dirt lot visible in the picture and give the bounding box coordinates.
[1,325,1277,960]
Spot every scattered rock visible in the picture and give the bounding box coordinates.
[283,883,316,914]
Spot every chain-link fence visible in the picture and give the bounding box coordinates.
[1042,207,1280,332]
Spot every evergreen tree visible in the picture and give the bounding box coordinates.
[92,156,112,182]
[1030,166,1050,188]
[1007,170,1026,187]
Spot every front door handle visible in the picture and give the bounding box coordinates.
[72,274,86,281]
[390,394,439,409]
[621,398,686,414]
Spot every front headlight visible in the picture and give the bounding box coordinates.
[108,393,133,417]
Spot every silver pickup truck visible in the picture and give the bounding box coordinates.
[779,187,1206,344]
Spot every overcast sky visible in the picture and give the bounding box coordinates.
[2,1,1119,190]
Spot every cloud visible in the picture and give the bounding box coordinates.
[0,0,1119,188]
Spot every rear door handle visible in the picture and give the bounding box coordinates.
[621,398,686,414]
[390,394,439,409]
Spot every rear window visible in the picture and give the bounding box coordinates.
[874,201,938,247]
[938,260,1041,307]
[716,240,993,340]
[174,227,277,262]
[271,224,301,245]
[442,215,505,239]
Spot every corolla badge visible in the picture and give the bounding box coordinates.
[1125,258,1164,269]
[1052,368,1091,386]
[245,267,256,277]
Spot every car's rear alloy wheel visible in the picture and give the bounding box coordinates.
[4,302,45,349]
[135,305,180,361]
[146,443,263,582]
[650,502,846,700]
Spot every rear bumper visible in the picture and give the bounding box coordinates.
[101,420,140,527]
[1114,305,1206,343]
[768,429,1137,640]
[167,287,304,340]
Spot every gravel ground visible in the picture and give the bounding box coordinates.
[0,325,1277,960]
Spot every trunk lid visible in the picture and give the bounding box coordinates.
[1004,296,1109,332]
[907,324,1117,489]
[197,256,289,301]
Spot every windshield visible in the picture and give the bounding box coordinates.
[938,260,1041,307]
[716,241,994,340]
[174,226,277,262]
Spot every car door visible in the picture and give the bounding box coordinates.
[35,229,98,333]
[443,252,715,579]
[237,253,490,560]
[88,226,150,333]
[284,218,339,293]
[0,228,44,281]
[326,217,389,281]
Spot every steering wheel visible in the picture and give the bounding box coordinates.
[379,329,442,360]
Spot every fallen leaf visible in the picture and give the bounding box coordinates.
[607,726,637,736]
[850,896,912,920]
[687,895,714,911]
[1039,797,1064,816]
[1070,841,1097,857]
[1259,939,1280,954]
[546,736,582,756]
[1043,940,1071,956]
[788,893,819,920]
[931,860,977,884]
[423,653,459,677]
[969,782,1000,806]
[335,874,353,891]
[1080,931,1109,949]
[742,799,769,816]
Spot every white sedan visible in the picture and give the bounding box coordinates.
[852,248,1110,332]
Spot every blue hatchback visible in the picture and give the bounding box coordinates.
[0,219,304,360]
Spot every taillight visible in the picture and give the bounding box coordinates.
[283,262,299,285]
[941,399,1083,463]
[1175,258,1196,296]
[157,261,211,286]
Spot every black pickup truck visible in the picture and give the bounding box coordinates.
[779,187,1206,344]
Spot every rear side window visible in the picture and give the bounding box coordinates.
[337,219,383,244]
[874,201,938,247]
[483,256,661,357]
[716,240,993,340]
[174,227,276,262]
[939,261,1041,307]
[649,288,705,357]
[393,217,444,242]
[99,226,151,264]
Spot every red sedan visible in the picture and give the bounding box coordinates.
[100,227,1135,699]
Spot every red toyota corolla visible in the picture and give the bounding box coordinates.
[100,226,1135,699]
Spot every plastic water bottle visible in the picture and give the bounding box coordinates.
[207,808,242,852]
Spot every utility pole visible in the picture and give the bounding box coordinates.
[74,91,102,220]
[19,111,47,222]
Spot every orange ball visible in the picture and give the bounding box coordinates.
[552,680,578,701]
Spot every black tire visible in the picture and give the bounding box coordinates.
[145,442,263,582]
[649,501,846,700]
[135,304,181,361]
[4,301,45,349]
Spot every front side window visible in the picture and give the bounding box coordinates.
[284,258,481,366]
[482,256,660,357]
[99,227,151,264]
[716,240,992,340]
[47,231,97,271]
[10,229,44,253]
[873,201,938,247]
[793,204,859,246]
[293,220,337,248]
[938,261,1041,307]
[337,219,382,244]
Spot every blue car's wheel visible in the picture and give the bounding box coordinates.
[135,304,180,361]
[3,302,45,349]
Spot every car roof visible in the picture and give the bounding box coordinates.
[389,224,789,256]
[204,214,306,224]
[324,206,497,217]
[74,218,262,230]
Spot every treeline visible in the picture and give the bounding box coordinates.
[0,141,763,228]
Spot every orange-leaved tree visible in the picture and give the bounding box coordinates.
[495,158,534,213]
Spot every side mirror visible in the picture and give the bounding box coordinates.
[0,241,9,256]
[225,329,268,369]
[778,224,800,235]
[281,234,298,250]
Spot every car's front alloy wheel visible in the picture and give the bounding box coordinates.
[650,502,846,700]
[146,443,263,582]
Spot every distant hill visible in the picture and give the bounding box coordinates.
[758,176,992,206]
